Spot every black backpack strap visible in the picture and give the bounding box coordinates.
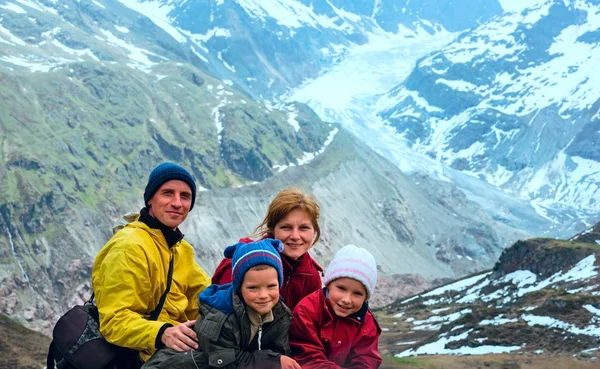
[149,254,174,321]
[47,341,56,369]
[89,253,174,320]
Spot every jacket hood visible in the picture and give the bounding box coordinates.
[198,283,234,315]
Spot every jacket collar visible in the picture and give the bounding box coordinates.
[281,251,323,275]
[199,283,235,315]
[139,208,184,248]
[322,288,369,324]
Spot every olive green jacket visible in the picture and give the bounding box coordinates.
[142,286,291,369]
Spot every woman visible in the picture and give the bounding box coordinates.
[212,188,323,310]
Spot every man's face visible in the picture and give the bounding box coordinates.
[148,180,192,229]
[240,266,280,315]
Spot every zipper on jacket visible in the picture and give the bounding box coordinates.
[258,315,263,350]
[283,275,292,301]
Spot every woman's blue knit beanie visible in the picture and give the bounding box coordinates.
[226,239,284,292]
[144,162,197,210]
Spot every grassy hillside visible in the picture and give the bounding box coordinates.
[0,313,50,369]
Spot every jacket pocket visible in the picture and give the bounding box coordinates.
[208,348,235,368]
[143,350,193,369]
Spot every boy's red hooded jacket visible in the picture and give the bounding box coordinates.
[289,289,382,369]
[211,237,323,310]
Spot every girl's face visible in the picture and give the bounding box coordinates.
[273,208,315,260]
[326,277,367,317]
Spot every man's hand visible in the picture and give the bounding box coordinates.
[280,355,302,369]
[161,320,198,351]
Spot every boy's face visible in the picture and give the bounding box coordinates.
[240,266,280,315]
[326,277,367,318]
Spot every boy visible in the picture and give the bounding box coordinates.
[289,244,382,369]
[143,239,301,369]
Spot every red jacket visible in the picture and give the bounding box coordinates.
[289,289,382,369]
[211,238,323,310]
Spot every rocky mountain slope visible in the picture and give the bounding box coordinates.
[377,221,600,361]
[376,0,600,224]
[0,0,531,336]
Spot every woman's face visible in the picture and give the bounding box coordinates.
[273,208,315,260]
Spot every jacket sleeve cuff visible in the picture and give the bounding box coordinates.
[155,323,173,349]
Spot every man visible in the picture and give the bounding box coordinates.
[92,162,211,367]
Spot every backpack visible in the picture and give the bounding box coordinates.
[47,256,174,369]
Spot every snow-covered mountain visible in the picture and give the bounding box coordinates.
[0,0,534,336]
[289,0,599,232]
[0,0,503,98]
[376,0,600,224]
[122,0,503,97]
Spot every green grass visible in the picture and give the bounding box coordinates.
[531,238,600,252]
[388,356,428,367]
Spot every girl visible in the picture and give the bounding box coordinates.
[289,245,382,369]
[212,188,323,310]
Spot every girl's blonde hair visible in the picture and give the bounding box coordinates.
[253,188,321,246]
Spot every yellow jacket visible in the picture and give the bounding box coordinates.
[91,221,210,361]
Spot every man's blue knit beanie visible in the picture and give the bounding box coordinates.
[226,239,284,292]
[144,162,197,210]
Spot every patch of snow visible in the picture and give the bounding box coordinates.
[584,305,600,316]
[0,2,27,13]
[412,309,472,331]
[397,329,521,357]
[520,306,537,311]
[51,39,99,61]
[423,272,491,297]
[236,0,353,31]
[479,314,518,326]
[401,295,419,304]
[523,314,600,337]
[499,0,545,13]
[92,0,105,9]
[41,27,61,38]
[99,29,159,72]
[14,0,57,14]
[190,45,208,63]
[435,78,479,93]
[0,55,72,72]
[181,27,231,43]
[116,0,186,42]
[287,111,300,132]
[114,25,129,33]
[273,127,339,172]
[518,255,598,297]
[0,23,26,45]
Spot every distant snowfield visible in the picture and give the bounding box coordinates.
[499,0,544,12]
[287,26,455,177]
[287,2,600,231]
[285,24,558,235]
